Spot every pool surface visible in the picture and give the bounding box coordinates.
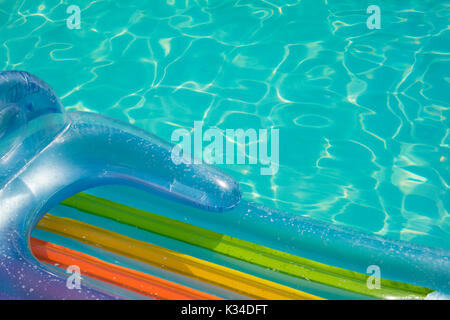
[1,0,449,251]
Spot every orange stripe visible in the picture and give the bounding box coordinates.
[31,237,222,300]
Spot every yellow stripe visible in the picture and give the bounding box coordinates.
[37,214,322,300]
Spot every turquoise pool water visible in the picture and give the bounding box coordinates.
[1,0,449,250]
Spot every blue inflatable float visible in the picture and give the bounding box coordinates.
[0,71,448,299]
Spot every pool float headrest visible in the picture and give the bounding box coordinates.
[0,71,67,185]
[0,70,241,299]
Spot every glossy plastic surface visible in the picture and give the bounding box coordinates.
[0,71,241,299]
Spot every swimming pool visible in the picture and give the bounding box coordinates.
[0,0,448,276]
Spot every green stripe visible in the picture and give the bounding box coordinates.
[61,193,433,300]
